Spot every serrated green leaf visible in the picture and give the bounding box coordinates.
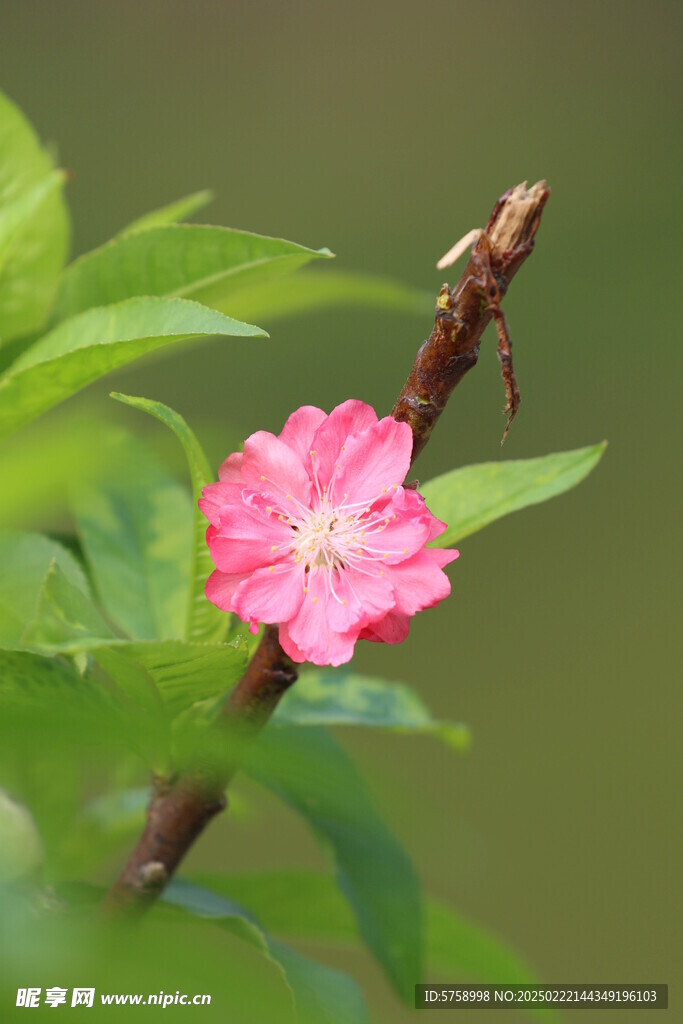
[118,189,214,236]
[215,268,434,325]
[245,726,421,1004]
[164,879,369,1024]
[0,648,110,719]
[0,90,70,341]
[422,443,607,547]
[100,638,247,716]
[275,669,470,750]
[71,438,194,641]
[0,530,89,650]
[21,559,115,651]
[110,392,226,643]
[0,296,265,441]
[53,223,332,322]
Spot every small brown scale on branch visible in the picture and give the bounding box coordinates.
[102,180,549,917]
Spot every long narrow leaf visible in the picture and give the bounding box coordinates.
[164,879,369,1024]
[110,393,226,643]
[118,190,214,236]
[245,726,421,1004]
[53,224,332,321]
[422,443,607,547]
[0,295,265,441]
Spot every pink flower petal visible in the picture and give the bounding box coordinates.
[325,566,395,632]
[309,399,379,488]
[218,451,244,482]
[206,508,292,574]
[334,416,413,505]
[205,569,251,612]
[278,405,327,463]
[360,612,411,644]
[241,431,311,508]
[384,548,459,616]
[232,562,306,625]
[283,570,359,666]
[199,481,243,527]
[358,506,433,564]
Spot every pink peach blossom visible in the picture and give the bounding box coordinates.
[199,400,459,666]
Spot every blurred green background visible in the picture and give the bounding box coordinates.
[0,0,679,1020]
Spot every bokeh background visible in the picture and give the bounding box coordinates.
[0,1,679,1020]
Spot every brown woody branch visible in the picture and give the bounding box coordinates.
[102,180,549,916]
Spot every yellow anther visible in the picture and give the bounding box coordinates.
[383,553,389,558]
[312,596,318,603]
[403,548,408,553]
[268,565,275,572]
[260,475,266,481]
[379,570,385,577]
[342,600,347,605]
[303,586,309,593]
[271,545,278,551]
[310,450,316,456]
[382,488,387,493]
[266,506,272,514]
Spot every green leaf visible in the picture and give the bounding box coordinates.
[0,530,89,650]
[98,638,247,716]
[215,268,434,325]
[0,90,70,341]
[197,870,558,1019]
[110,392,226,643]
[53,224,332,322]
[0,296,265,441]
[0,648,109,719]
[0,407,120,529]
[118,189,214,236]
[21,559,115,651]
[164,878,369,1024]
[71,438,194,641]
[275,669,470,750]
[422,443,607,547]
[0,170,64,272]
[245,726,421,1004]
[0,787,45,883]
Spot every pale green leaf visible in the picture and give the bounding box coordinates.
[21,559,115,652]
[53,224,332,322]
[0,407,121,529]
[275,669,469,750]
[164,879,369,1024]
[71,440,194,641]
[0,649,111,721]
[215,268,434,325]
[101,638,247,715]
[110,392,226,643]
[118,189,214,236]
[0,530,89,650]
[422,443,607,547]
[0,90,70,341]
[0,296,265,441]
[197,870,559,1021]
[246,726,421,1004]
